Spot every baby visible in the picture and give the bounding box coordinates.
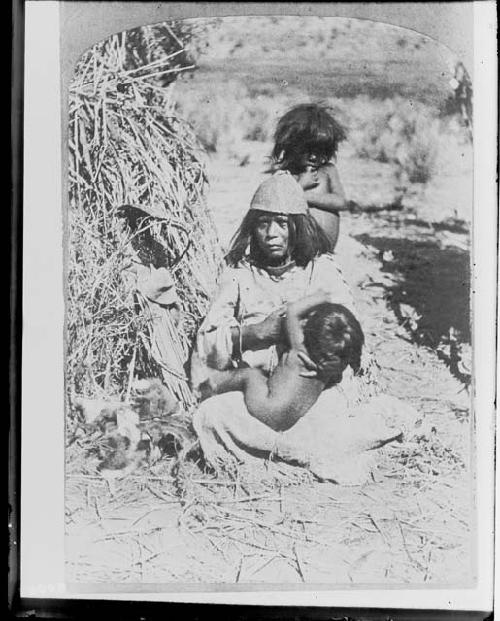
[192,290,364,432]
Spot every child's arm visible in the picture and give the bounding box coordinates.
[304,192,353,212]
[304,164,354,213]
[285,290,332,352]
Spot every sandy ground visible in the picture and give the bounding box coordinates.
[66,143,473,588]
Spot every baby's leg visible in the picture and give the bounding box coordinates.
[205,367,287,430]
[206,367,257,393]
[190,350,256,401]
[203,366,265,399]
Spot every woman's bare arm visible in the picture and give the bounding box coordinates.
[230,307,285,356]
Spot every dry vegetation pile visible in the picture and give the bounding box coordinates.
[66,24,222,410]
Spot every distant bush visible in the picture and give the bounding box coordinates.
[175,84,469,188]
[174,82,245,152]
[345,96,440,183]
[174,82,299,155]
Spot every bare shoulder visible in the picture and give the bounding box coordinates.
[322,161,338,172]
[318,162,344,194]
[323,162,342,182]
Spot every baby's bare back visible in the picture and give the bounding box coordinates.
[245,351,324,432]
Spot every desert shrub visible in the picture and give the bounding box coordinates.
[241,98,275,141]
[240,95,294,143]
[345,96,441,183]
[175,82,298,154]
[397,116,441,183]
[176,77,468,188]
[174,82,248,152]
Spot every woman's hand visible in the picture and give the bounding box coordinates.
[234,307,286,354]
[253,307,286,348]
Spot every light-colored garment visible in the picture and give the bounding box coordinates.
[195,253,356,377]
[192,391,419,485]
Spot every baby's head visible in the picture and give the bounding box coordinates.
[271,104,347,174]
[303,303,364,388]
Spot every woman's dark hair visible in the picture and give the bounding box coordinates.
[271,103,347,173]
[225,209,331,268]
[303,303,364,388]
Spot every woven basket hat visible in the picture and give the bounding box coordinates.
[250,171,308,215]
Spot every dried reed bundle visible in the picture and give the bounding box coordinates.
[67,25,223,408]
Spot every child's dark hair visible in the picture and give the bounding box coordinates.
[303,303,364,388]
[271,104,347,174]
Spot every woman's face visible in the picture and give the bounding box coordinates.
[253,213,290,265]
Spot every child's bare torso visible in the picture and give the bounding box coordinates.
[261,350,324,431]
[308,165,340,251]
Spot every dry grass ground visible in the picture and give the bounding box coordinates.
[65,142,472,588]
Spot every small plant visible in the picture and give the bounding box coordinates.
[396,116,440,183]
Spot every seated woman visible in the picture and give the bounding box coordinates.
[194,170,357,388]
[194,291,364,432]
[192,172,417,484]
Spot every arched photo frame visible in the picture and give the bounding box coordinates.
[15,2,496,617]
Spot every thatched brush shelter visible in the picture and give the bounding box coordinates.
[66,24,223,413]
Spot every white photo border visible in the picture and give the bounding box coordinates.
[20,0,497,611]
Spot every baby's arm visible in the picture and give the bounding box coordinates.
[285,290,332,351]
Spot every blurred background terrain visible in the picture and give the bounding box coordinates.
[174,15,472,372]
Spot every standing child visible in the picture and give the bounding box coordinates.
[271,103,354,251]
